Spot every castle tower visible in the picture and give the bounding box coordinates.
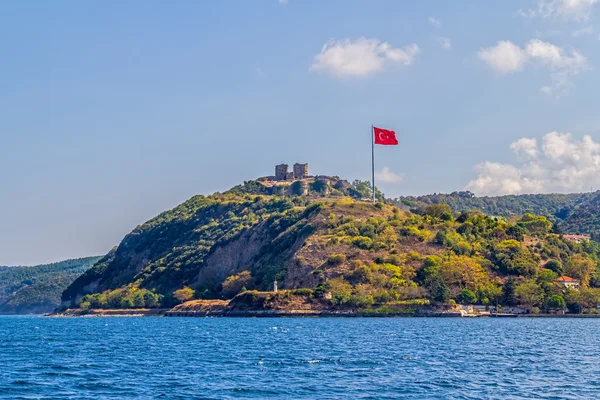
[275,164,288,180]
[293,163,308,179]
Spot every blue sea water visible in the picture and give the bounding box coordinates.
[1,316,599,399]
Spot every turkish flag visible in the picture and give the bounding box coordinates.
[373,126,398,145]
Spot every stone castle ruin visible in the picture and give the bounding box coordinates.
[274,163,309,181]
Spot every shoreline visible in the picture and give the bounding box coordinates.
[48,308,600,318]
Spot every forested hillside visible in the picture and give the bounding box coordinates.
[0,257,101,314]
[394,191,600,235]
[61,178,600,315]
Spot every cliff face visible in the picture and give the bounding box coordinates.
[61,194,323,307]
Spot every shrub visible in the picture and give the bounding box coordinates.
[385,255,403,266]
[547,294,566,309]
[348,294,374,308]
[352,236,373,250]
[351,264,373,283]
[424,204,452,219]
[440,211,454,221]
[456,289,477,305]
[327,279,353,305]
[373,289,392,303]
[291,288,314,297]
[452,241,472,256]
[328,254,347,265]
[173,286,196,303]
[222,271,254,299]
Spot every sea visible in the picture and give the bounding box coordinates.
[0,315,598,399]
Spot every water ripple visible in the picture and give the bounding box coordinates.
[1,316,600,399]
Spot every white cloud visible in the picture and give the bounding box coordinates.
[479,39,588,92]
[572,26,594,36]
[310,38,419,77]
[519,0,598,21]
[510,137,538,159]
[466,132,600,195]
[478,41,528,74]
[438,37,452,50]
[540,85,554,95]
[278,0,288,5]
[525,39,587,71]
[375,167,404,183]
[428,17,441,27]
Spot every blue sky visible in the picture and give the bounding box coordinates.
[2,0,600,264]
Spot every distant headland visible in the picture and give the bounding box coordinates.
[49,169,600,318]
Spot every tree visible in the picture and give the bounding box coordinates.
[328,278,353,305]
[502,278,518,306]
[545,260,563,275]
[377,226,398,249]
[547,294,566,310]
[173,287,195,303]
[565,255,597,287]
[349,180,384,201]
[143,291,161,308]
[493,240,539,277]
[221,271,253,299]
[429,276,450,304]
[424,204,453,219]
[132,291,146,308]
[456,289,477,305]
[517,214,552,234]
[438,255,488,296]
[515,280,544,311]
[564,288,600,313]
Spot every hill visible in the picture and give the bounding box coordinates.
[61,179,600,315]
[0,257,102,314]
[393,191,600,235]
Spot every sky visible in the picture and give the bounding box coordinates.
[2,0,600,265]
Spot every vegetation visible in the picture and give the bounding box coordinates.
[0,257,101,314]
[393,191,600,235]
[61,178,600,315]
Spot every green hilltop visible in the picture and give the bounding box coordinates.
[59,178,600,314]
[0,256,101,314]
[394,191,600,236]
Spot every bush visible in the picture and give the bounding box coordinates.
[291,288,314,297]
[222,271,254,299]
[545,260,563,275]
[328,254,347,265]
[452,241,472,256]
[456,289,477,305]
[327,279,352,305]
[385,255,403,266]
[351,265,373,283]
[352,236,374,250]
[440,211,454,221]
[547,294,566,309]
[373,289,392,303]
[173,286,196,303]
[348,294,374,308]
[424,204,452,219]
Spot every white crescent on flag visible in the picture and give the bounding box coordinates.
[373,126,398,145]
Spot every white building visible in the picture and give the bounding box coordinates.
[556,275,580,290]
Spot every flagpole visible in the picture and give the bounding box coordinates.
[371,124,375,203]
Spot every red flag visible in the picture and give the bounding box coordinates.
[373,126,398,145]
